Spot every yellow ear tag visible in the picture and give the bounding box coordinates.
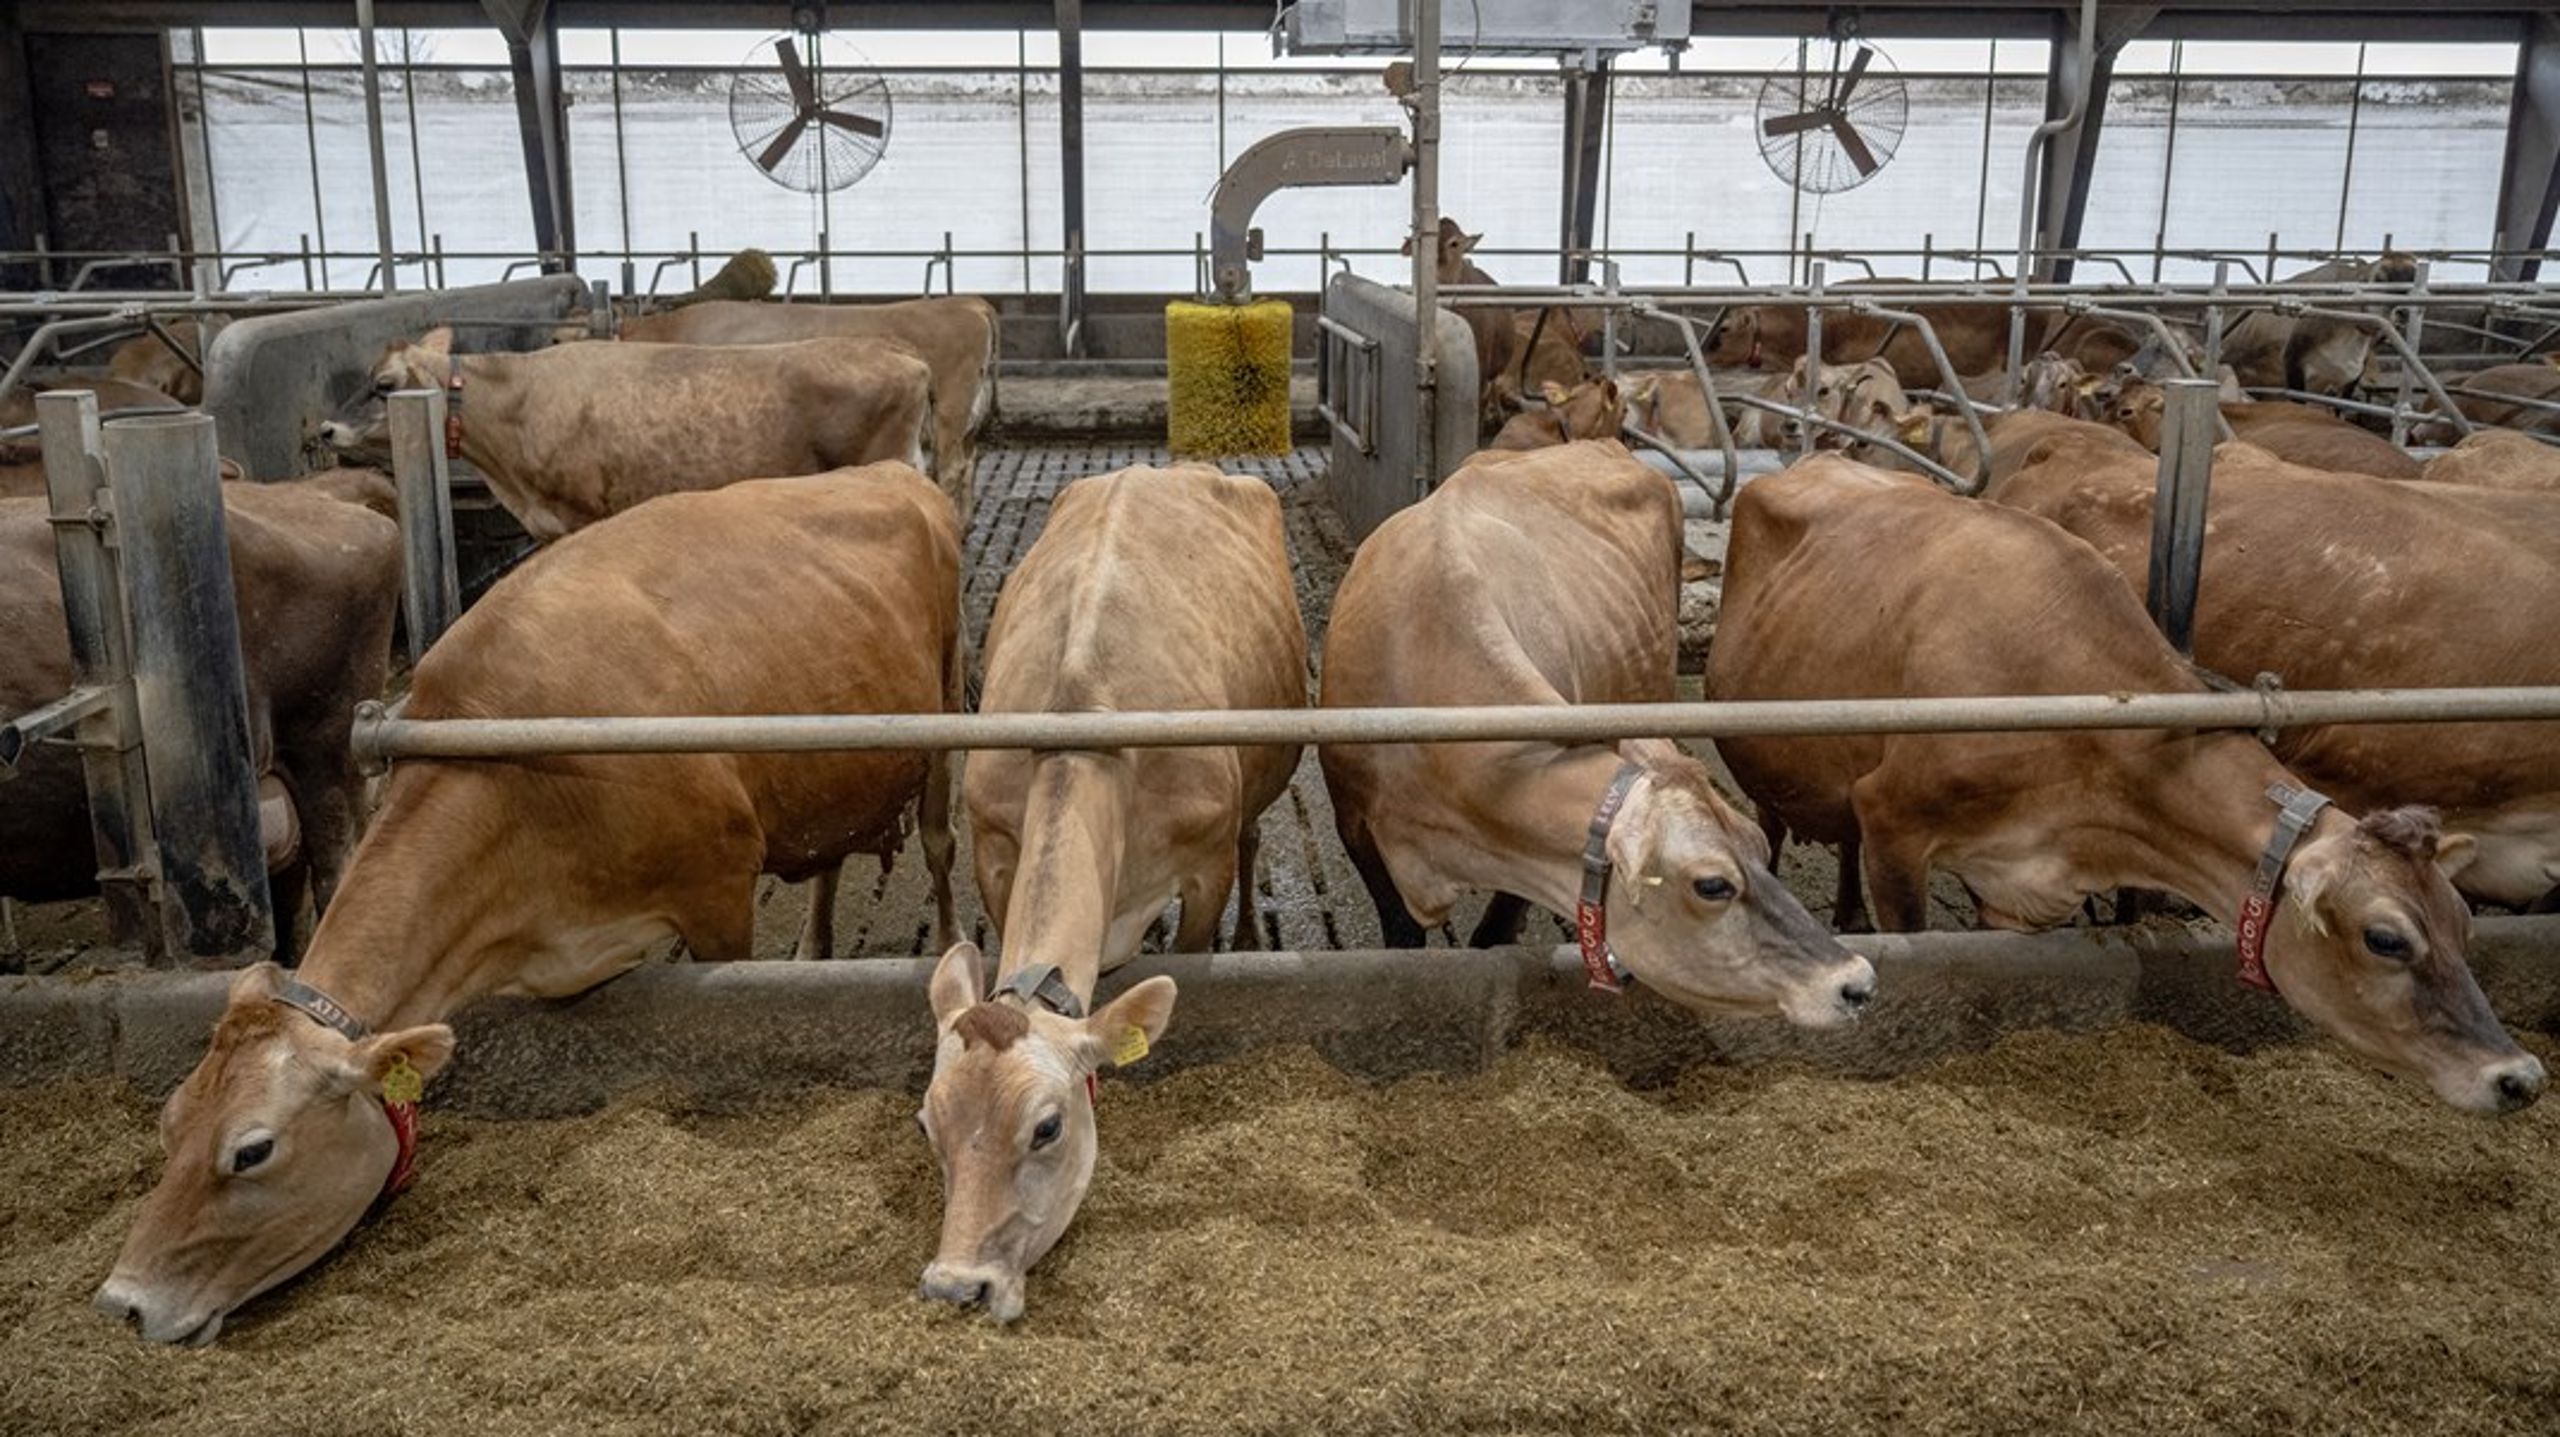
[1110,1027,1151,1068]
[380,1057,424,1106]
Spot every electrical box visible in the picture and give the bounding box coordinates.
[1280,0,1691,57]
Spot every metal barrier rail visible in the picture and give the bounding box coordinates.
[351,686,2560,765]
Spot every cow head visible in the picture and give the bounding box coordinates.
[318,326,458,465]
[94,963,452,1344]
[1540,377,1628,441]
[1604,742,1877,1027]
[2018,352,2097,418]
[916,943,1175,1323]
[2370,251,2420,286]
[2267,808,2543,1115]
[1399,218,1483,286]
[1704,307,1765,369]
[2106,374,2166,449]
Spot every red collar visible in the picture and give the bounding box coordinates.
[1574,762,1646,993]
[443,362,464,462]
[2233,782,2333,992]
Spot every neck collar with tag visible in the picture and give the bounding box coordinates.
[993,964,1099,1107]
[1575,761,1646,994]
[270,977,420,1198]
[2233,781,2333,993]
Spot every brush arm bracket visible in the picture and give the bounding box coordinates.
[1210,126,1412,302]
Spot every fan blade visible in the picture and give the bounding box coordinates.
[817,109,887,139]
[1829,113,1881,176]
[775,37,816,111]
[1760,110,1832,138]
[1834,47,1874,109]
[756,113,812,174]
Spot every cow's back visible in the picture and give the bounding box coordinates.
[470,338,933,536]
[405,463,961,873]
[2423,428,2560,492]
[1993,448,2560,815]
[980,465,1301,718]
[1326,440,1681,713]
[1712,457,2197,840]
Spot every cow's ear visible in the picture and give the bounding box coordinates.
[227,960,286,1006]
[1600,378,1622,403]
[353,1024,455,1089]
[2434,832,2479,880]
[1541,380,1568,405]
[1895,408,1933,444]
[1398,235,1417,257]
[928,942,983,1027]
[417,326,455,357]
[1630,377,1659,405]
[2074,374,2102,396]
[1082,977,1176,1071]
[1456,230,1482,254]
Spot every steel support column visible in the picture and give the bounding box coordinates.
[1559,57,1609,285]
[1056,0,1087,357]
[2036,8,2154,281]
[0,6,45,292]
[2493,13,2560,283]
[488,0,574,272]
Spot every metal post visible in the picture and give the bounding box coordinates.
[1799,261,1826,461]
[100,413,273,962]
[355,0,399,294]
[2146,379,2218,657]
[2203,260,2229,375]
[1411,0,1441,492]
[35,393,159,959]
[388,391,460,665]
[588,277,612,337]
[1055,0,1087,359]
[2393,260,2428,447]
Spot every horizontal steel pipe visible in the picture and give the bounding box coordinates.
[353,686,2560,764]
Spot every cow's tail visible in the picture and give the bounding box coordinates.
[973,300,1001,435]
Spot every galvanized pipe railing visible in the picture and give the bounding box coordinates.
[350,686,2560,766]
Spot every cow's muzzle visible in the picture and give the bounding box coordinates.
[92,1276,225,1346]
[919,1259,1026,1323]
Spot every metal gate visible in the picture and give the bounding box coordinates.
[1318,272,1478,540]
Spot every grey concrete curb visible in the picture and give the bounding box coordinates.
[6,918,2555,1118]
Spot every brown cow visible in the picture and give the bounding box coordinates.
[922,464,1304,1322]
[1886,406,2148,489]
[2413,361,2560,443]
[106,317,218,405]
[1711,457,2541,1113]
[1318,440,1875,1023]
[1488,376,1627,451]
[1404,218,1517,433]
[2421,427,2560,492]
[1706,299,2140,383]
[1487,305,1593,416]
[613,296,999,524]
[2106,378,2420,480]
[92,466,964,1344]
[1990,443,2560,911]
[2,475,399,954]
[321,327,934,540]
[2219,253,2416,396]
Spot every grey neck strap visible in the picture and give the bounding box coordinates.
[994,964,1086,1020]
[273,977,369,1041]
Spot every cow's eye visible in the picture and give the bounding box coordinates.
[231,1137,274,1174]
[372,377,395,394]
[2363,926,2414,961]
[1692,876,1737,902]
[1030,1113,1063,1151]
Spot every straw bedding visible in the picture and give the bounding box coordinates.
[4,1025,2556,1436]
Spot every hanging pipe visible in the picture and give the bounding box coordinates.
[2004,0,2100,404]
